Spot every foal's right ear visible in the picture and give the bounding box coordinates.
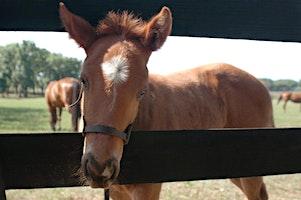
[142,7,172,51]
[59,2,97,52]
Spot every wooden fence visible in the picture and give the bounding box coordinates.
[1,0,301,199]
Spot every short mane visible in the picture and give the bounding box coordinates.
[96,11,145,38]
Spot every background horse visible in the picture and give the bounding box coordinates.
[277,91,301,112]
[60,3,273,200]
[45,77,81,131]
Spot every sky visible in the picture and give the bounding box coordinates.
[1,31,301,81]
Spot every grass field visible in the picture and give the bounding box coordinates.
[2,96,301,200]
[0,97,72,132]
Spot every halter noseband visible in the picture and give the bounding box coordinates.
[83,118,133,144]
[69,82,133,145]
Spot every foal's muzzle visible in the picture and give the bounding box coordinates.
[81,122,133,188]
[82,153,119,188]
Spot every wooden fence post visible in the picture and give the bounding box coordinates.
[0,179,6,199]
[104,189,110,200]
[0,159,6,200]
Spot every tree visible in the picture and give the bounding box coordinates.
[28,46,50,94]
[0,43,21,95]
[271,79,298,91]
[46,53,81,81]
[259,78,273,90]
[17,41,37,97]
[0,40,81,97]
[0,47,9,94]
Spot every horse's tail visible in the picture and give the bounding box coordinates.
[71,81,81,132]
[277,94,283,105]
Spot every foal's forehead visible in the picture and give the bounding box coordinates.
[87,36,141,61]
[85,36,148,70]
[83,37,148,85]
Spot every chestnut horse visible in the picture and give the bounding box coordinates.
[277,91,301,112]
[60,3,273,200]
[45,77,81,131]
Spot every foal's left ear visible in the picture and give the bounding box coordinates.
[59,2,97,52]
[143,7,172,51]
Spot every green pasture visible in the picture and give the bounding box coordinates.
[273,99,301,128]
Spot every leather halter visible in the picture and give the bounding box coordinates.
[69,82,133,144]
[82,117,133,144]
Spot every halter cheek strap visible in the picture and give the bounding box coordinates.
[83,117,133,145]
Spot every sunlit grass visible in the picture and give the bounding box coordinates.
[273,98,301,128]
[0,97,72,132]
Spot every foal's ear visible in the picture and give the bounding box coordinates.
[143,7,172,51]
[59,2,97,52]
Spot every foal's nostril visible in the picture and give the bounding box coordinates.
[102,159,117,180]
[102,163,112,178]
[82,154,116,177]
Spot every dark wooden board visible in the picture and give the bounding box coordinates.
[1,0,301,42]
[0,133,84,189]
[120,128,301,184]
[1,128,301,189]
[0,153,6,200]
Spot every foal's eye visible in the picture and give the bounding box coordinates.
[137,89,146,100]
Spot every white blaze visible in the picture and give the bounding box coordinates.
[101,55,129,84]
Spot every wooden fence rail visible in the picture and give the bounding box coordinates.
[1,0,301,42]
[1,128,301,197]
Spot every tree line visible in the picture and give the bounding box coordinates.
[260,78,301,92]
[0,40,81,97]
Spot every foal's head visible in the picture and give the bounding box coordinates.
[60,3,172,187]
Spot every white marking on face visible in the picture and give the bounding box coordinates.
[101,55,129,84]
